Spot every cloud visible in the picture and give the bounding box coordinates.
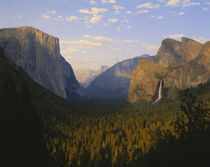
[137,3,160,9]
[206,2,210,5]
[61,48,87,54]
[79,7,108,24]
[83,35,112,42]
[47,10,56,14]
[151,15,164,19]
[166,0,200,7]
[84,35,92,38]
[102,0,116,4]
[94,36,112,42]
[79,7,108,15]
[113,5,124,10]
[168,34,185,39]
[90,15,103,24]
[41,14,50,19]
[107,18,118,23]
[66,16,79,22]
[136,10,149,14]
[18,15,23,19]
[126,10,132,14]
[178,11,184,15]
[202,8,209,11]
[141,43,159,51]
[53,15,64,21]
[90,0,96,5]
[60,40,104,48]
[182,0,200,7]
[166,0,180,7]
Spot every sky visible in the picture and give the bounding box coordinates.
[0,0,210,70]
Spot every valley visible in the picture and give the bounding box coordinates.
[0,27,209,167]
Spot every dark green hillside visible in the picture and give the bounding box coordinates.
[0,48,58,167]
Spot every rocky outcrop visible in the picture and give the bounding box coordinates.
[86,55,154,99]
[128,60,168,102]
[129,37,210,103]
[155,37,203,67]
[74,65,109,88]
[0,26,87,100]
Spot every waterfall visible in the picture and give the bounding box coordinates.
[153,80,163,104]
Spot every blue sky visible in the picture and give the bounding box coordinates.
[0,0,210,70]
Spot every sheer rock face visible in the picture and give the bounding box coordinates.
[0,26,86,100]
[128,60,168,102]
[155,37,203,67]
[86,55,154,99]
[129,38,210,103]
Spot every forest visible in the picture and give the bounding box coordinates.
[42,87,210,167]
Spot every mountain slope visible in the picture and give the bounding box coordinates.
[129,37,210,103]
[86,55,154,99]
[0,26,86,100]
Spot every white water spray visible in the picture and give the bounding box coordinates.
[153,80,163,104]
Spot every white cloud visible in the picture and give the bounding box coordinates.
[182,0,200,7]
[83,35,112,42]
[168,34,185,39]
[166,0,200,7]
[137,3,160,9]
[47,10,56,14]
[102,0,116,4]
[41,14,50,19]
[107,18,118,23]
[79,7,108,24]
[178,11,184,15]
[90,14,103,24]
[141,43,159,51]
[61,48,87,54]
[166,0,180,7]
[53,15,64,21]
[202,8,209,11]
[79,7,108,15]
[18,15,23,19]
[151,15,164,19]
[90,0,96,5]
[84,35,93,38]
[60,40,104,48]
[126,10,132,14]
[94,36,112,42]
[66,16,79,22]
[136,10,149,14]
[205,2,210,5]
[113,5,124,10]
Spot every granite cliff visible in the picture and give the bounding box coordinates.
[86,55,154,99]
[0,26,86,100]
[129,37,210,103]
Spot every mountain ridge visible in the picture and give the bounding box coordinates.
[0,26,87,100]
[129,37,210,103]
